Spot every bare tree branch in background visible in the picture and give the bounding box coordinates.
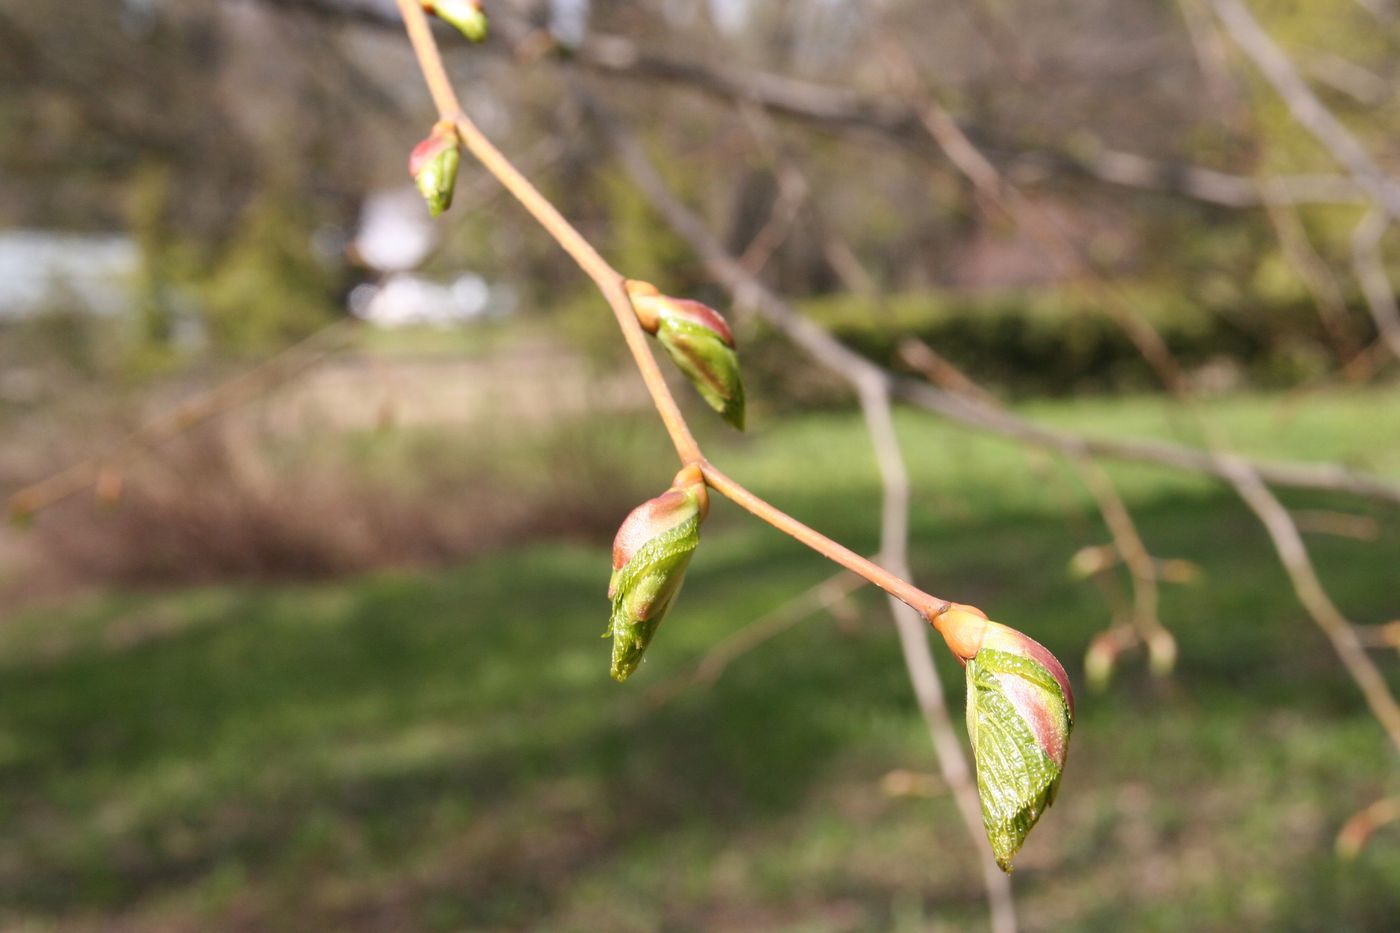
[646,568,863,707]
[1217,453,1400,752]
[1201,0,1400,381]
[1209,0,1400,221]
[1351,210,1400,361]
[248,0,1376,210]
[1351,0,1399,22]
[1163,4,1400,757]
[899,339,1177,677]
[1261,197,1365,361]
[880,31,1400,755]
[1304,51,1394,107]
[1174,0,1246,120]
[7,320,356,522]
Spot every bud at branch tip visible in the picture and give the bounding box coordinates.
[423,0,489,43]
[927,602,1075,871]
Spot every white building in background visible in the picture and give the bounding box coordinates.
[349,186,438,274]
[348,185,514,329]
[349,273,512,329]
[0,186,515,331]
[0,231,138,320]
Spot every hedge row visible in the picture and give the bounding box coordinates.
[740,286,1378,405]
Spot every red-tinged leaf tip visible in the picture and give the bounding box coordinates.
[997,668,1069,767]
[658,297,734,346]
[982,621,1074,718]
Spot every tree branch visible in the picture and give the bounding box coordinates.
[250,0,1373,209]
[1209,0,1400,221]
[391,0,955,626]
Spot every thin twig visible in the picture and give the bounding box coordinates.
[1350,621,1400,651]
[1217,454,1400,753]
[1350,210,1400,361]
[7,319,353,521]
[261,0,1375,210]
[886,40,1400,753]
[1261,197,1363,360]
[1337,795,1400,859]
[393,0,701,467]
[391,0,955,624]
[899,338,1173,670]
[645,569,863,707]
[1209,0,1400,221]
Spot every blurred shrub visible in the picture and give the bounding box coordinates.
[741,286,1375,406]
[21,415,651,589]
[196,194,339,355]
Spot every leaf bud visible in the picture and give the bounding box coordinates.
[1146,626,1178,677]
[931,603,1075,872]
[625,280,746,430]
[1083,629,1121,692]
[408,121,461,217]
[607,465,708,682]
[424,0,488,43]
[1068,544,1117,578]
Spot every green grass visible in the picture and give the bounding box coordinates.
[3,388,1400,930]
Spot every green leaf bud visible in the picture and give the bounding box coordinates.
[425,0,489,43]
[1083,629,1120,692]
[409,121,460,217]
[934,604,1075,872]
[626,280,746,430]
[1146,626,1178,677]
[607,465,708,682]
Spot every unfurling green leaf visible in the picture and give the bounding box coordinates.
[626,281,746,430]
[409,122,460,217]
[607,465,708,682]
[934,604,1074,872]
[426,0,489,43]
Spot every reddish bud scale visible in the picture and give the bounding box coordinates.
[659,297,734,346]
[623,281,733,345]
[931,603,988,663]
[611,487,700,583]
[997,660,1069,767]
[408,136,449,177]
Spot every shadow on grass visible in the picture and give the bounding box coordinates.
[1,483,1397,928]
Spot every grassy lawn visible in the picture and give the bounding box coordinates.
[2,388,1399,930]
